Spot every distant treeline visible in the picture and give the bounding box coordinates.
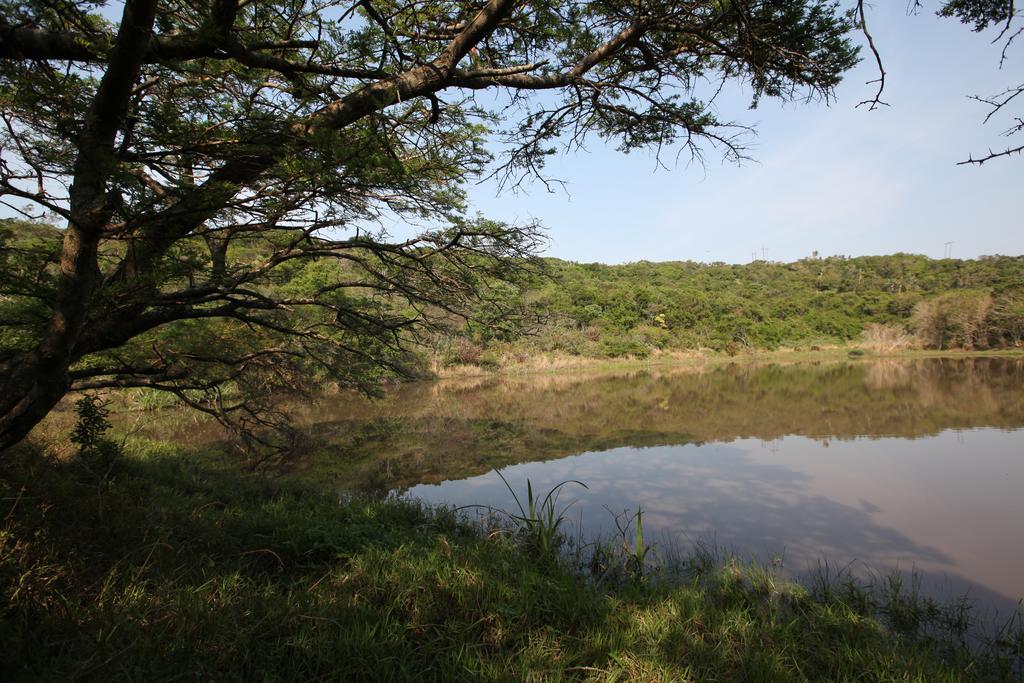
[4,219,1021,368]
[449,255,1024,364]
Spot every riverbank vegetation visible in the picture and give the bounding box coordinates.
[441,255,1024,371]
[2,438,1021,681]
[7,218,1023,383]
[3,1,1023,678]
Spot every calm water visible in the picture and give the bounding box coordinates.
[142,357,1024,614]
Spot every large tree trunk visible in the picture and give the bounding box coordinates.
[0,222,102,450]
[0,222,105,450]
[0,0,158,453]
[0,353,72,451]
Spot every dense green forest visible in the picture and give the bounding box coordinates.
[452,254,1024,365]
[6,219,1023,379]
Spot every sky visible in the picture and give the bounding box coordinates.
[5,3,1020,265]
[465,4,1024,264]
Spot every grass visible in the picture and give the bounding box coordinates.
[436,346,1024,380]
[485,471,588,562]
[1,440,1022,681]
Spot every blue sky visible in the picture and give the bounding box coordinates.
[7,4,1019,264]
[467,4,1024,264]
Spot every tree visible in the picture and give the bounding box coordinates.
[0,0,859,451]
[910,290,993,349]
[987,288,1024,346]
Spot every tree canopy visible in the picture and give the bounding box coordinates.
[511,255,1024,356]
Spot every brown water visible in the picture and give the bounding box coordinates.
[138,357,1024,614]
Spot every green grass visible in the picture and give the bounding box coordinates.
[486,471,588,562]
[1,441,1021,681]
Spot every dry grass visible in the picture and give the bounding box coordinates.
[859,324,918,353]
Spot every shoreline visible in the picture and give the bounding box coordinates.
[2,443,1021,680]
[434,346,1024,380]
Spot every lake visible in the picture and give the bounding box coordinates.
[141,357,1024,616]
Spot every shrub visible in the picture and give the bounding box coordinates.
[70,394,123,479]
[600,336,650,359]
[988,289,1024,347]
[860,323,916,353]
[477,352,501,370]
[635,324,672,349]
[444,338,484,366]
[910,290,993,350]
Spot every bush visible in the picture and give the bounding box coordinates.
[477,352,501,370]
[635,324,672,349]
[444,338,484,366]
[860,323,916,353]
[600,336,650,359]
[910,290,993,350]
[70,394,123,479]
[988,289,1024,347]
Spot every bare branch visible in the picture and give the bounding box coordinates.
[855,0,890,111]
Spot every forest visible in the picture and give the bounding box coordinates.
[7,218,1024,384]
[446,253,1024,364]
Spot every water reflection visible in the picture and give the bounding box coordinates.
[130,357,1024,614]
[408,430,1024,615]
[290,357,1024,491]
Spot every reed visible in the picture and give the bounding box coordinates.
[470,470,588,561]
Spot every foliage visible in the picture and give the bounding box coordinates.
[988,289,1024,347]
[441,254,1024,363]
[68,395,113,456]
[69,394,123,479]
[910,289,994,350]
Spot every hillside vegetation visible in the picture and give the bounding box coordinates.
[5,219,1022,377]
[449,255,1024,366]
